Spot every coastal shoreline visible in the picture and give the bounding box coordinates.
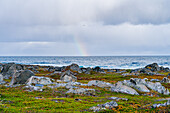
[0,62,169,112]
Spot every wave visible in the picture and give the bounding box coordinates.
[0,56,170,69]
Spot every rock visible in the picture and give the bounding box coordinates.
[66,88,95,95]
[49,82,88,89]
[60,70,77,82]
[140,68,151,74]
[60,64,82,73]
[107,69,115,73]
[150,79,160,82]
[48,66,55,72]
[108,97,128,101]
[48,66,62,72]
[134,84,150,92]
[10,70,34,85]
[90,101,118,112]
[145,82,169,95]
[167,73,170,77]
[161,77,170,83]
[122,73,131,76]
[0,74,3,82]
[122,78,150,93]
[75,98,81,101]
[100,101,118,109]
[112,78,168,95]
[24,85,43,92]
[50,83,67,88]
[69,64,82,73]
[130,69,140,73]
[145,63,160,72]
[164,89,170,95]
[35,97,43,99]
[152,103,166,108]
[0,74,6,85]
[93,66,105,73]
[27,66,39,73]
[26,76,52,85]
[88,80,113,88]
[93,66,101,72]
[166,99,170,106]
[155,98,170,101]
[165,67,170,72]
[1,63,24,79]
[160,66,170,72]
[85,67,92,74]
[147,72,156,75]
[89,107,106,112]
[65,83,78,89]
[80,68,87,73]
[51,99,59,103]
[111,82,139,95]
[152,99,170,108]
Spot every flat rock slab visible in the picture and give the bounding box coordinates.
[111,82,139,95]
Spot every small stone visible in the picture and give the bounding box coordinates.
[51,99,59,103]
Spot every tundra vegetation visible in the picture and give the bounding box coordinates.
[0,63,170,112]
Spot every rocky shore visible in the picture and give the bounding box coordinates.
[0,62,170,112]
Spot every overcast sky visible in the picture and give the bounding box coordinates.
[0,0,170,56]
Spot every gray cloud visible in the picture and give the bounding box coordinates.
[0,0,170,25]
[0,0,170,56]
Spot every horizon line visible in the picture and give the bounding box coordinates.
[0,55,170,57]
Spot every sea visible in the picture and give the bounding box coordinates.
[0,56,170,69]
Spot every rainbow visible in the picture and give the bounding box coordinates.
[73,36,88,56]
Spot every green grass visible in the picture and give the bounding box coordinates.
[0,70,170,112]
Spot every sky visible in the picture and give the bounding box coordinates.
[0,0,170,56]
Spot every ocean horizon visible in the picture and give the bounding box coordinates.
[0,56,170,69]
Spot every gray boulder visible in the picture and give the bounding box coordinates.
[152,99,170,108]
[90,101,118,112]
[66,88,95,95]
[167,73,170,77]
[89,107,106,112]
[128,78,169,95]
[49,82,88,89]
[147,72,157,75]
[0,74,3,82]
[111,82,139,95]
[122,78,150,92]
[161,77,170,83]
[93,66,101,72]
[60,70,77,82]
[160,66,170,72]
[24,85,43,92]
[69,64,81,73]
[108,97,128,101]
[93,66,105,73]
[26,76,52,85]
[48,66,62,72]
[145,63,160,72]
[85,67,92,74]
[145,82,169,95]
[140,68,152,74]
[88,80,113,88]
[1,63,24,79]
[100,101,118,109]
[0,74,5,84]
[10,70,34,85]
[166,99,170,106]
[134,84,150,92]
